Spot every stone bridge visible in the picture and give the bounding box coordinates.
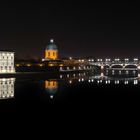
[88,58,139,70]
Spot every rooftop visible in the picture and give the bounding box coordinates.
[46,39,58,50]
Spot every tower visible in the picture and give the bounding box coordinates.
[45,39,58,60]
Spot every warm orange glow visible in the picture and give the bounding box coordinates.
[45,81,58,89]
[39,64,44,67]
[48,63,54,67]
[45,50,58,60]
[16,64,20,67]
[27,64,31,67]
[59,64,63,67]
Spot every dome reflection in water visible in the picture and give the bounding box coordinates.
[0,71,140,103]
[45,80,58,99]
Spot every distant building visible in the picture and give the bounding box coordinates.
[0,51,15,73]
[42,39,63,67]
[45,39,58,60]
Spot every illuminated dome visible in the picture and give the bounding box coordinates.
[46,39,58,50]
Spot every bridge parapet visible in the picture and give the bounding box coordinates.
[87,59,139,71]
[88,60,139,65]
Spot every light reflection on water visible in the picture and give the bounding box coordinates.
[44,72,140,99]
[45,80,58,99]
[59,72,140,85]
[0,78,15,99]
[0,72,140,100]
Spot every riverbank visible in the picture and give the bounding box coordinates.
[0,70,90,79]
[0,72,58,79]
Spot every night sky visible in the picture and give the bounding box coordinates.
[1,2,140,59]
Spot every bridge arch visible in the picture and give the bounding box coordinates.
[124,65,137,69]
[104,65,110,69]
[111,65,123,68]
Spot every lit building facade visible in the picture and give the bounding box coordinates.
[0,51,15,73]
[45,39,58,60]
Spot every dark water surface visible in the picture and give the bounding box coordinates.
[0,72,140,114]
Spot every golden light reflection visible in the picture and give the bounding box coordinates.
[27,64,31,67]
[48,63,54,67]
[45,80,58,89]
[45,80,58,99]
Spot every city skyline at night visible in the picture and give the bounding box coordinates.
[1,1,140,116]
[1,2,140,59]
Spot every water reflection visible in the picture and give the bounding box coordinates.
[1,71,139,101]
[43,72,140,99]
[134,80,138,85]
[0,70,139,105]
[0,78,15,99]
[45,80,58,99]
[58,72,140,86]
[69,80,72,84]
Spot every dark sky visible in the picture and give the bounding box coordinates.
[0,1,140,59]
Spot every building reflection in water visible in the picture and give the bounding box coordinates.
[45,80,58,99]
[0,78,15,99]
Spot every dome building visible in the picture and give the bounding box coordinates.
[0,51,15,73]
[45,39,58,60]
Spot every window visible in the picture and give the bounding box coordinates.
[48,52,50,57]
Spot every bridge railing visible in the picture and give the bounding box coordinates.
[88,61,139,65]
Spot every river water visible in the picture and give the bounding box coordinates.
[0,72,140,113]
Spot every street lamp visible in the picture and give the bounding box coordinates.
[69,57,72,60]
[125,58,129,63]
[134,58,138,61]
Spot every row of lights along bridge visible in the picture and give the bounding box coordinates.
[77,58,139,63]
